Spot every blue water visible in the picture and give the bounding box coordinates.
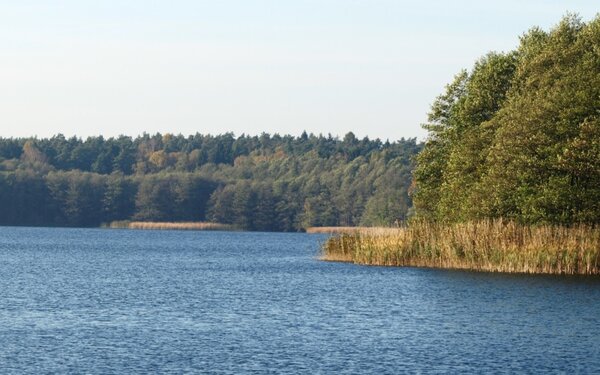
[0,227,599,373]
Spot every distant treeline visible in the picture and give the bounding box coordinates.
[0,132,421,231]
[413,15,600,225]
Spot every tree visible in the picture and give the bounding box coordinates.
[414,14,600,225]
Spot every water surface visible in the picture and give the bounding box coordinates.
[0,227,599,373]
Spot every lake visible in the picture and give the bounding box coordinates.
[0,227,599,373]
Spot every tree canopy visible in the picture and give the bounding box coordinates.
[413,15,600,225]
[0,132,421,231]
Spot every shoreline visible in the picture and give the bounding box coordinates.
[320,220,600,276]
[105,221,236,231]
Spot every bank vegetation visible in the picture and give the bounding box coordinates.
[324,15,600,275]
[322,220,600,275]
[107,221,234,231]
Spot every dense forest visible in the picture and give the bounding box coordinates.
[413,15,600,225]
[0,132,421,231]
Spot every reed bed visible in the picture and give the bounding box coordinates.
[306,226,400,234]
[107,221,235,231]
[321,220,600,275]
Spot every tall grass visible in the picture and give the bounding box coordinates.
[321,220,600,275]
[106,221,235,231]
[306,226,400,234]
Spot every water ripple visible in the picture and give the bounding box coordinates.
[0,227,599,373]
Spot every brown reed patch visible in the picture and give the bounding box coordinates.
[306,226,401,234]
[108,221,234,231]
[321,220,600,275]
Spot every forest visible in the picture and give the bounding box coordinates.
[0,132,421,231]
[413,14,600,225]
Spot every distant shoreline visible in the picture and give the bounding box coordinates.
[305,226,400,234]
[105,221,236,231]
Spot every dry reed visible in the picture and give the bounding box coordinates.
[107,221,235,231]
[321,220,600,275]
[306,226,400,234]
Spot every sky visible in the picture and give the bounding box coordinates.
[1,1,598,142]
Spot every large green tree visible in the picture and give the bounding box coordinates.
[414,14,600,225]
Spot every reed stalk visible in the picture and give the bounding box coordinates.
[321,220,600,275]
[106,221,235,231]
[306,226,399,234]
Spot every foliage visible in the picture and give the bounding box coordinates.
[414,14,600,225]
[0,132,421,230]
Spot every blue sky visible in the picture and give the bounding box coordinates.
[1,1,597,141]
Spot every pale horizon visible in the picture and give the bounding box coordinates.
[1,1,597,142]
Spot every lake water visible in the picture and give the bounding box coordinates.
[0,227,599,373]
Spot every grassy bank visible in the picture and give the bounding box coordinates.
[106,221,235,231]
[321,220,600,275]
[306,226,401,234]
